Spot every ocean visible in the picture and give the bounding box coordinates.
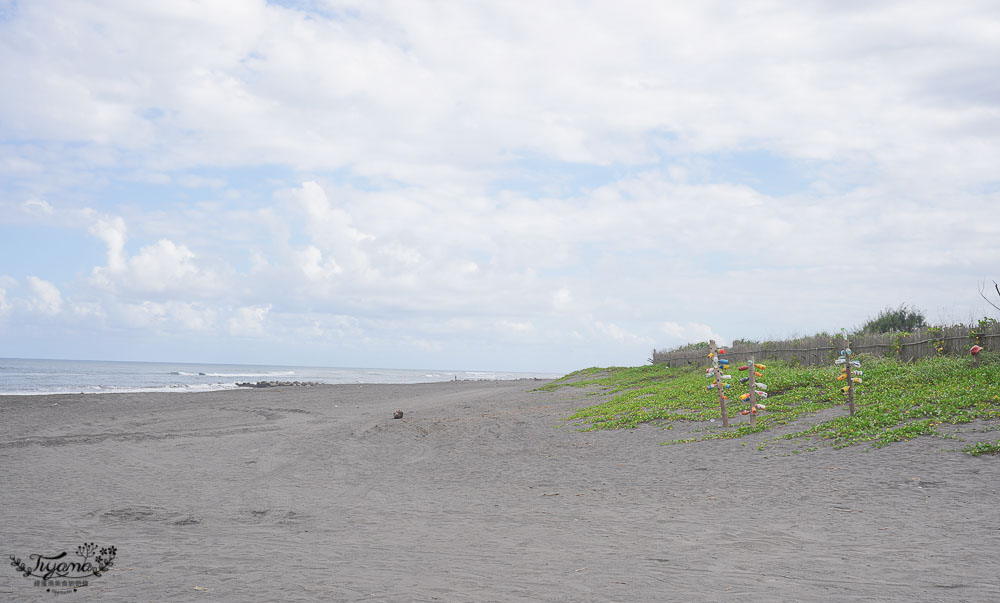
[0,358,561,396]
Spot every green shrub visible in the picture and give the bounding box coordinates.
[862,303,927,333]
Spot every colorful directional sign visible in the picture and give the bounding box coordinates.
[836,329,862,415]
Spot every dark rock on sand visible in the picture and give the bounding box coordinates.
[236,381,323,388]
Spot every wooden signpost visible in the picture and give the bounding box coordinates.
[738,358,767,425]
[705,343,772,428]
[835,329,860,415]
[708,339,729,428]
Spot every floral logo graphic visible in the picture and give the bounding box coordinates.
[9,542,116,591]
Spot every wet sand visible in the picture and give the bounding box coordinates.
[2,380,1000,601]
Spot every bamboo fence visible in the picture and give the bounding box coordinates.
[652,322,1000,368]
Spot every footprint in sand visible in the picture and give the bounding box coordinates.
[236,445,294,525]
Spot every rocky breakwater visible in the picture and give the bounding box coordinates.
[236,380,324,388]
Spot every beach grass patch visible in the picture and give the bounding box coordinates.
[550,356,1000,451]
[963,440,1000,456]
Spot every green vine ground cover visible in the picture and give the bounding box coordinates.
[539,355,1000,451]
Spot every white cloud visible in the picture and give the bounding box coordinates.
[0,2,994,190]
[89,216,127,272]
[70,300,104,320]
[593,320,654,346]
[552,288,572,311]
[120,300,167,328]
[26,276,62,315]
[661,322,726,348]
[168,302,216,332]
[24,198,53,214]
[291,180,373,261]
[127,239,199,291]
[95,300,215,333]
[1,3,998,370]
[88,214,228,298]
[283,313,362,341]
[228,304,271,338]
[499,319,534,334]
[295,245,341,283]
[177,174,226,189]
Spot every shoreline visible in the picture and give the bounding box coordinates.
[2,381,999,601]
[0,356,561,397]
[0,376,557,397]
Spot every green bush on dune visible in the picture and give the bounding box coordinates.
[861,303,928,333]
[542,355,1000,451]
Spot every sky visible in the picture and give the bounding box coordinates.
[1,0,999,373]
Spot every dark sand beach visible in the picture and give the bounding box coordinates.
[2,380,1000,601]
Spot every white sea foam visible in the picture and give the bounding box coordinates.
[199,371,296,377]
[3,382,242,396]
